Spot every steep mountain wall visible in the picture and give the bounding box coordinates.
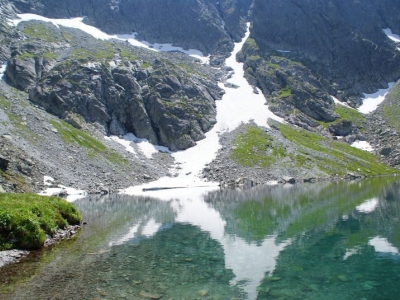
[250,0,400,106]
[11,0,252,56]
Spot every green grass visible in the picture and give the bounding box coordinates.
[22,23,59,42]
[141,61,151,68]
[319,104,366,128]
[50,119,127,165]
[278,123,398,176]
[231,126,286,167]
[0,96,11,109]
[50,120,106,153]
[17,52,35,60]
[243,38,260,52]
[0,194,81,250]
[43,52,58,60]
[278,86,293,99]
[382,84,400,130]
[71,46,114,62]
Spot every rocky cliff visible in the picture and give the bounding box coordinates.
[11,0,253,57]
[5,21,223,151]
[250,0,400,107]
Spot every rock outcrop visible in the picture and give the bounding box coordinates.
[11,0,253,57]
[6,21,222,150]
[250,0,400,107]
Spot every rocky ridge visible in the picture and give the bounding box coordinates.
[11,0,253,58]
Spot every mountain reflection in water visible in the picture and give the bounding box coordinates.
[1,178,400,300]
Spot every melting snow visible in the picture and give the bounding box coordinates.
[122,24,284,195]
[11,14,210,63]
[383,28,400,43]
[356,198,379,213]
[0,62,6,80]
[351,140,374,152]
[331,95,354,109]
[358,82,395,114]
[105,133,170,159]
[369,236,399,254]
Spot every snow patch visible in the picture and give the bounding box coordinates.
[39,185,87,202]
[383,28,400,43]
[39,176,87,202]
[369,236,399,254]
[331,95,354,109]
[343,246,361,260]
[356,198,379,213]
[105,133,170,159]
[358,82,395,114]
[351,140,374,152]
[0,62,7,80]
[12,14,209,64]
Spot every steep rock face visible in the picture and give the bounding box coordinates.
[6,21,222,151]
[238,38,338,129]
[0,0,18,61]
[11,0,252,56]
[251,0,400,107]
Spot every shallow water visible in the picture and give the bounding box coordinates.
[1,178,400,299]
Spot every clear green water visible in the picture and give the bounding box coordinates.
[1,178,400,299]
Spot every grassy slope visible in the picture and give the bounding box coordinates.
[231,124,398,177]
[0,194,82,250]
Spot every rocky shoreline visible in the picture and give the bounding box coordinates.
[0,225,82,268]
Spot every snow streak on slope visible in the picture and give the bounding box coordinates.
[358,82,395,114]
[383,28,400,43]
[0,62,6,80]
[11,14,209,63]
[122,24,284,196]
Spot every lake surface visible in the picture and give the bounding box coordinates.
[1,178,400,299]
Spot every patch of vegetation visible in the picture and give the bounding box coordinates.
[22,23,59,42]
[0,170,30,193]
[50,119,127,165]
[231,126,286,167]
[43,52,58,60]
[0,194,81,250]
[71,44,114,62]
[17,52,35,60]
[278,123,398,176]
[383,84,400,130]
[266,60,280,69]
[319,104,366,128]
[243,38,260,52]
[141,61,151,68]
[118,47,138,61]
[0,96,11,109]
[278,86,293,99]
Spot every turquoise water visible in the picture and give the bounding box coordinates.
[1,179,400,299]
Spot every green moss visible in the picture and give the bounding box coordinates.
[243,38,260,52]
[278,86,293,99]
[71,46,114,62]
[50,119,127,165]
[43,52,58,60]
[319,104,366,128]
[382,84,400,130]
[0,96,11,109]
[266,61,280,69]
[22,23,58,42]
[17,52,35,60]
[278,123,398,176]
[0,194,81,250]
[141,61,151,68]
[231,126,286,167]
[119,47,137,61]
